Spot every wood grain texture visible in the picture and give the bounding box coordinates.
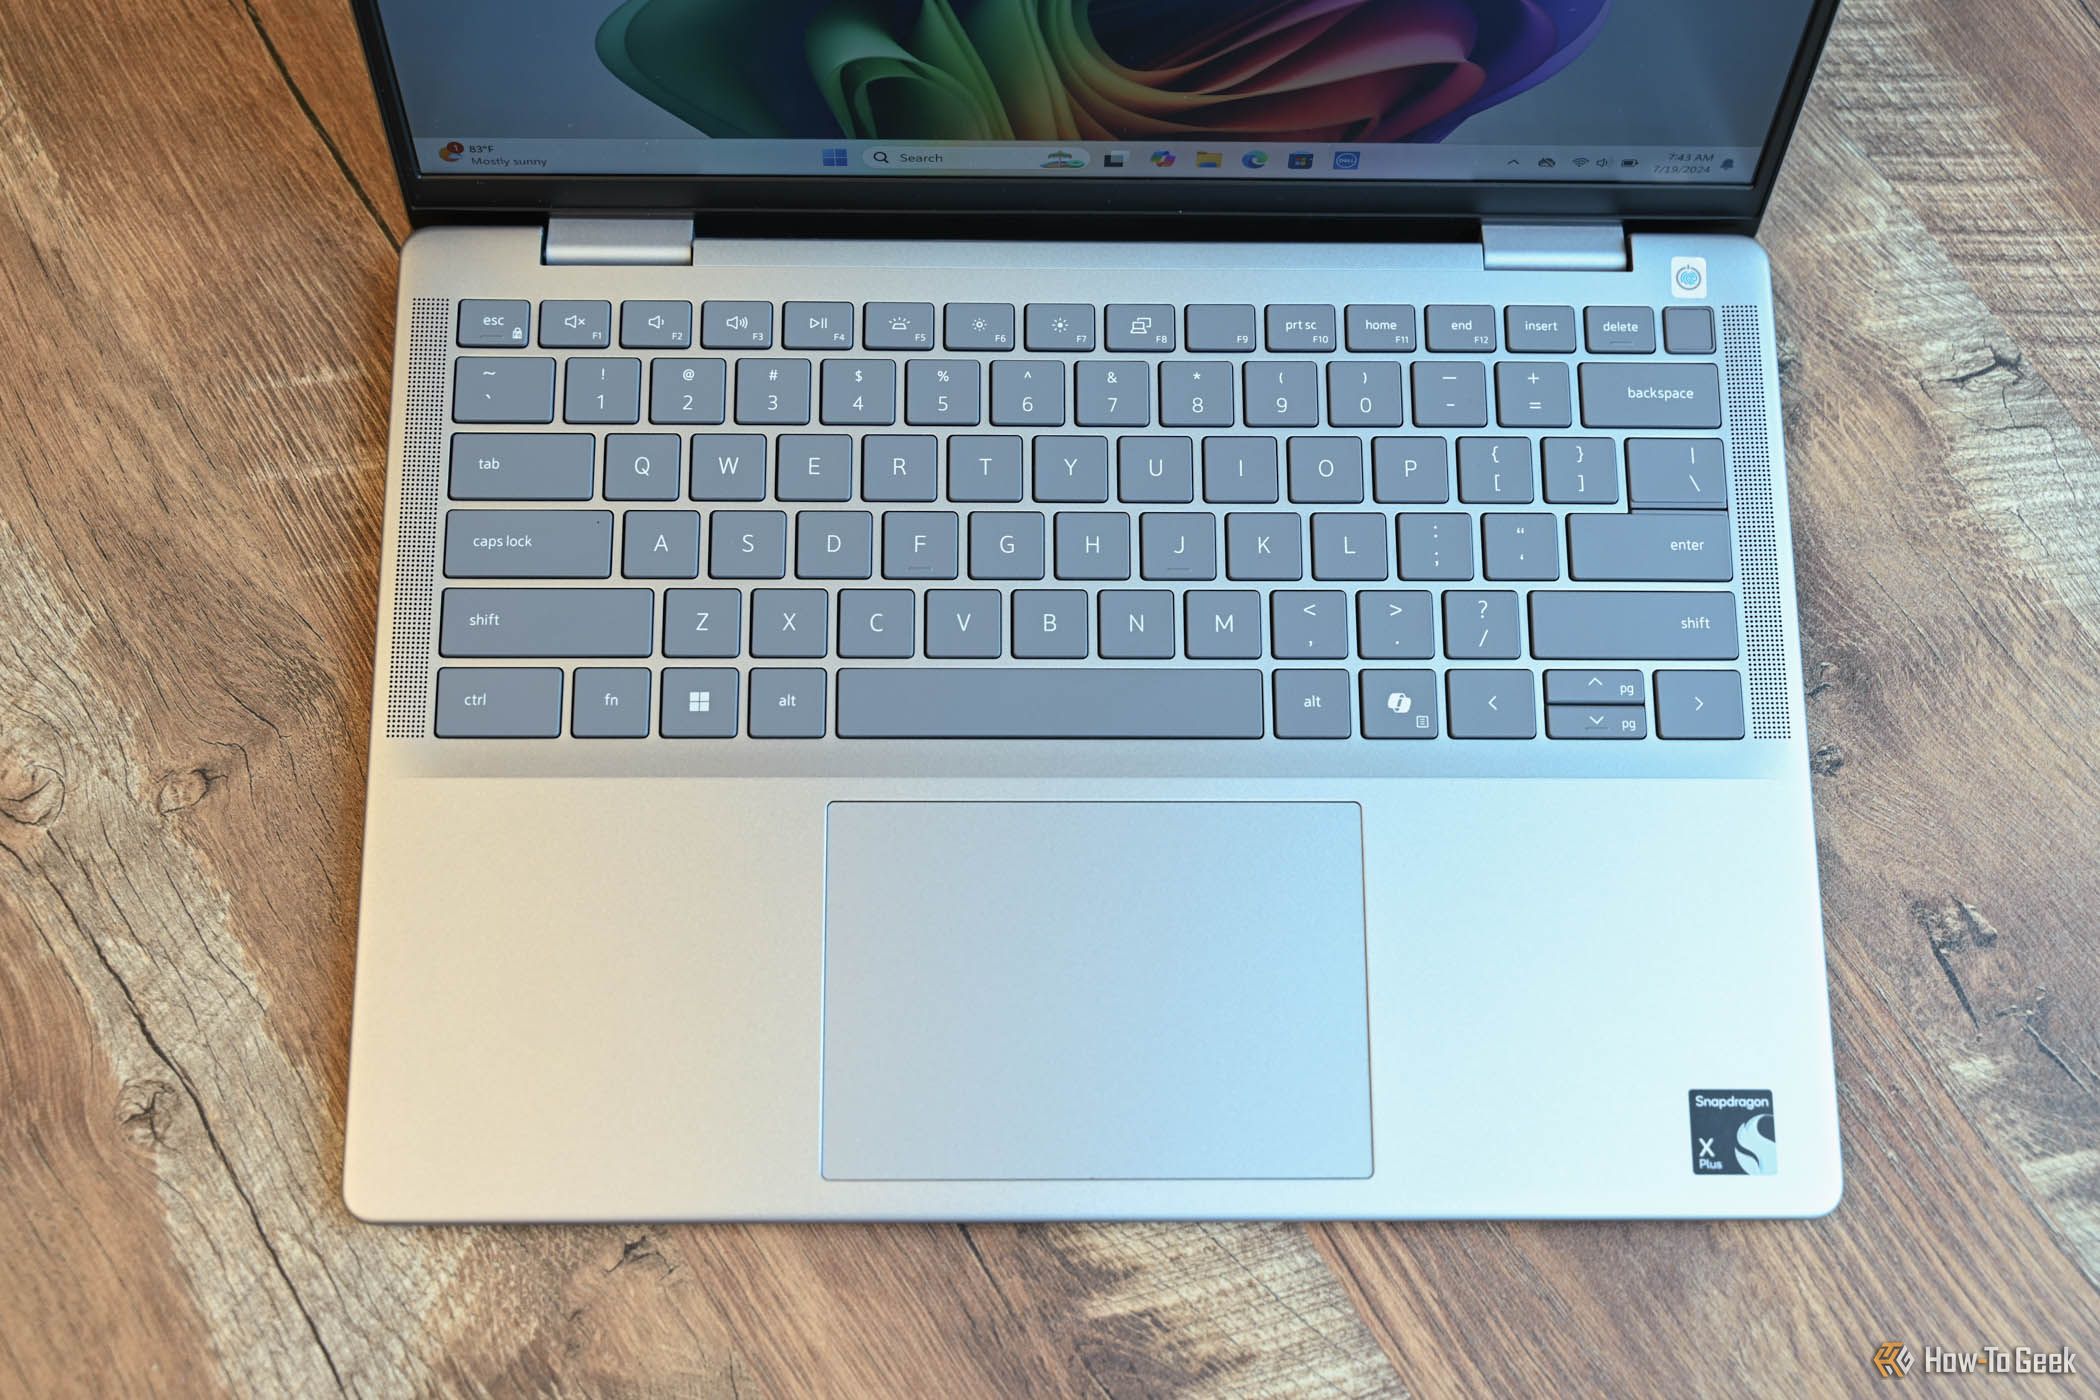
[2,0,2097,1394]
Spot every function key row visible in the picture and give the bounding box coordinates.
[459,299,1718,357]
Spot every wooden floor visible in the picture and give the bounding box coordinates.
[3,1,2098,1394]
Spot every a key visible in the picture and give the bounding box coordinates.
[448,434,593,500]
[819,359,897,426]
[1012,589,1090,658]
[1457,437,1535,503]
[1345,304,1417,352]
[443,509,611,578]
[1186,305,1257,352]
[1547,705,1649,740]
[1185,591,1263,659]
[1226,513,1303,580]
[1271,590,1348,658]
[1371,438,1451,504]
[1054,512,1132,580]
[649,358,727,424]
[1411,362,1489,428]
[1310,513,1388,580]
[835,669,1263,738]
[1425,305,1496,353]
[866,302,937,351]
[924,589,1002,657]
[1627,438,1729,507]
[1274,670,1351,738]
[734,358,813,425]
[1585,306,1658,354]
[1495,361,1574,428]
[1034,436,1111,502]
[563,358,641,424]
[1569,512,1734,581]
[1580,362,1723,428]
[1076,361,1151,426]
[1024,303,1095,352]
[1357,591,1434,659]
[750,588,829,658]
[621,509,701,579]
[572,668,651,738]
[1482,513,1561,580]
[1655,670,1747,739]
[1139,512,1217,581]
[783,301,855,349]
[1542,438,1619,504]
[540,300,612,350]
[861,434,938,501]
[1202,437,1280,503]
[775,434,852,501]
[604,433,681,501]
[1398,513,1475,580]
[945,302,1015,351]
[701,300,771,349]
[949,435,1025,501]
[622,300,693,349]
[1504,305,1578,354]
[969,512,1047,580]
[1118,437,1195,502]
[883,512,959,579]
[664,589,742,658]
[687,433,767,501]
[1265,305,1337,352]
[458,300,530,348]
[1447,670,1537,738]
[1327,361,1405,427]
[438,588,653,657]
[661,668,739,737]
[434,667,561,736]
[904,360,983,426]
[795,510,875,579]
[1444,591,1521,660]
[1287,437,1366,502]
[838,589,916,658]
[1098,590,1176,659]
[1105,303,1176,352]
[1529,591,1741,660]
[707,510,789,579]
[990,360,1065,425]
[453,357,555,423]
[1244,362,1319,427]
[1361,671,1439,738]
[748,668,826,738]
[1159,362,1234,426]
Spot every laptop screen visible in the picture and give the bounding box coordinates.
[375,0,1819,188]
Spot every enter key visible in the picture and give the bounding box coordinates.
[1569,511,1735,582]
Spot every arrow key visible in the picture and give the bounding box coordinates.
[1546,704,1648,739]
[1544,668,1643,704]
[1447,670,1537,738]
[1655,670,1746,739]
[540,299,611,348]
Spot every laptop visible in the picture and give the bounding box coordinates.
[343,0,1844,1221]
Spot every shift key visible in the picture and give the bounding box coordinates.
[440,587,654,656]
[1529,591,1739,659]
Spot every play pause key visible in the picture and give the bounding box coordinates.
[662,668,738,737]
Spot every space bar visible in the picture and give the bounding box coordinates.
[837,669,1265,738]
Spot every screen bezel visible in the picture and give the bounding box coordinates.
[350,0,1840,237]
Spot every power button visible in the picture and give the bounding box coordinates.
[1670,256,1708,298]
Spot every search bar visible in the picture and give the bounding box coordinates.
[863,147,1091,171]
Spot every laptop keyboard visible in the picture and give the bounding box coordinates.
[432,297,1747,741]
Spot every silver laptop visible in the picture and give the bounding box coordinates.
[343,0,1844,1221]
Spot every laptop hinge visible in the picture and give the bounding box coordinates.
[542,217,695,266]
[1480,222,1629,272]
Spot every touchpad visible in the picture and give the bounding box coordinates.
[821,802,1371,1181]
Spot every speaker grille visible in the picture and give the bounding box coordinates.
[1721,305,1789,740]
[384,298,447,739]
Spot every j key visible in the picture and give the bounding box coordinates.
[1579,362,1723,428]
[1345,304,1417,352]
[649,359,727,424]
[925,589,1003,658]
[454,357,554,423]
[862,434,938,501]
[1054,512,1132,580]
[1099,591,1176,659]
[1139,512,1217,581]
[1024,303,1095,352]
[1287,438,1365,503]
[1495,362,1574,428]
[1569,512,1734,581]
[1076,361,1151,426]
[1274,670,1352,739]
[1328,361,1405,427]
[867,302,937,351]
[819,359,897,426]
[1186,305,1257,352]
[1542,438,1619,504]
[1655,670,1747,739]
[1585,306,1657,355]
[1226,513,1303,581]
[990,360,1065,425]
[448,433,593,500]
[458,300,529,348]
[540,300,611,349]
[622,300,693,349]
[1482,513,1560,581]
[434,667,561,737]
[701,300,771,349]
[836,668,1264,738]
[1372,438,1451,504]
[1203,437,1280,503]
[1444,591,1521,660]
[1457,437,1534,503]
[775,434,853,501]
[1411,362,1489,428]
[949,435,1025,501]
[1034,436,1111,502]
[945,303,1015,352]
[1159,362,1234,427]
[1505,305,1578,354]
[783,301,855,349]
[1266,305,1337,352]
[1529,591,1741,660]
[605,433,680,501]
[883,511,959,579]
[1398,513,1475,580]
[708,510,789,578]
[438,588,653,657]
[688,434,766,501]
[1447,670,1537,739]
[1185,591,1263,659]
[1425,305,1496,353]
[443,509,611,578]
[1627,438,1730,507]
[664,589,742,658]
[564,358,640,424]
[1105,304,1176,352]
[735,359,813,424]
[1119,437,1195,502]
[1244,362,1319,427]
[1547,705,1649,740]
[1546,670,1644,705]
[1272,590,1348,658]
[572,668,650,738]
[904,360,983,426]
[1310,513,1388,581]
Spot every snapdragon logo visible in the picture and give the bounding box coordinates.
[1689,1090,1777,1174]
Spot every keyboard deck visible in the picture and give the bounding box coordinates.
[425,293,1750,743]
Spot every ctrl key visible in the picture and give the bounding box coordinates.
[434,668,562,737]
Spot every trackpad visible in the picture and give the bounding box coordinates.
[821,802,1371,1180]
